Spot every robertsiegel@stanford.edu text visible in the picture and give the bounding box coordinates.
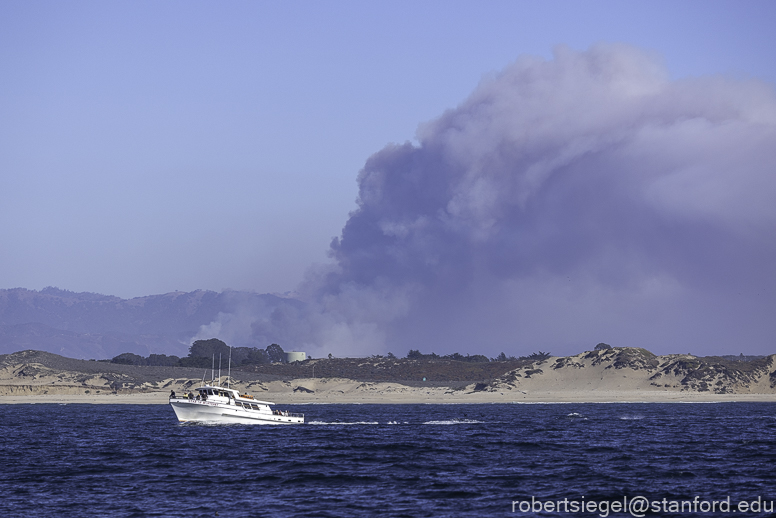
[511,496,774,516]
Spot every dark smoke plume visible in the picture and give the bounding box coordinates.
[227,44,776,357]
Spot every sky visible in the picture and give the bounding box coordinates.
[2,1,776,357]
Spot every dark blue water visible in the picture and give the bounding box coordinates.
[0,403,774,517]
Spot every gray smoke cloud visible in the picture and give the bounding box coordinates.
[247,43,776,357]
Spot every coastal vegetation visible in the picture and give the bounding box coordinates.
[1,346,775,398]
[97,340,775,390]
[109,339,286,368]
[402,349,550,363]
[653,354,775,392]
[105,339,555,379]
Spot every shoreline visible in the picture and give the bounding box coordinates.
[2,391,775,405]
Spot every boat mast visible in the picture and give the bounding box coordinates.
[211,354,214,384]
[227,346,232,389]
[218,353,222,386]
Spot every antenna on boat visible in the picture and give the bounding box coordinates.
[218,353,222,386]
[211,354,214,384]
[227,346,232,389]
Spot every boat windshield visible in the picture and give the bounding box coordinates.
[196,388,236,398]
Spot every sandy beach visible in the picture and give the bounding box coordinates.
[2,379,774,405]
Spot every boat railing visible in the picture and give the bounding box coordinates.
[169,394,205,401]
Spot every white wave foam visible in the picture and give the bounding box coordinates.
[423,419,482,425]
[307,421,380,426]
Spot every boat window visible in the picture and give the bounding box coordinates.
[251,404,259,410]
[207,389,213,395]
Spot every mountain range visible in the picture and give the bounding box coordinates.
[0,287,289,359]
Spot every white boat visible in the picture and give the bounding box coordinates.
[169,383,304,425]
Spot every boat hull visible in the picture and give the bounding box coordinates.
[170,399,304,425]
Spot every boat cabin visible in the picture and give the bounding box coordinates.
[195,386,239,400]
[188,385,276,412]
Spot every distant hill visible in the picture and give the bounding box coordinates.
[0,288,293,359]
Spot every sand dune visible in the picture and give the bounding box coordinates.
[1,348,774,404]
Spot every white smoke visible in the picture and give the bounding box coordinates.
[229,43,776,357]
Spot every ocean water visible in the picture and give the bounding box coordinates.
[0,403,774,517]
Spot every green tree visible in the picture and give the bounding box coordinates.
[189,338,230,359]
[493,352,517,361]
[111,352,145,365]
[525,351,551,361]
[240,347,269,365]
[266,343,285,363]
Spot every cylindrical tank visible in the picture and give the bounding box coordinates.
[285,351,307,363]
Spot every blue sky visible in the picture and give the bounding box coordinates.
[1,0,775,303]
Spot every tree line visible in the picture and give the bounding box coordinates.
[109,339,558,367]
[402,350,552,362]
[109,339,286,367]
